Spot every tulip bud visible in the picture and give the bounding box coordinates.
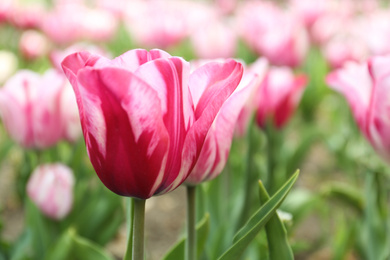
[256,67,307,129]
[27,163,75,220]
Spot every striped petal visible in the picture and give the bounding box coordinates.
[186,72,255,184]
[135,57,195,194]
[77,67,169,199]
[112,49,172,71]
[175,59,243,188]
[326,61,372,130]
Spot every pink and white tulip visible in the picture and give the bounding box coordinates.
[0,69,81,148]
[235,58,268,137]
[237,1,309,67]
[256,67,307,129]
[62,49,243,199]
[19,30,50,60]
[327,55,390,161]
[185,63,258,185]
[190,17,237,59]
[124,0,198,49]
[27,163,75,220]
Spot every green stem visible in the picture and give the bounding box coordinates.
[266,126,275,194]
[186,185,197,260]
[265,122,282,195]
[130,198,145,260]
[236,122,258,229]
[123,198,134,260]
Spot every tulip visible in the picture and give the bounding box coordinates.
[61,48,243,200]
[0,69,80,148]
[326,55,390,161]
[27,163,75,220]
[235,58,268,137]
[185,65,257,185]
[190,16,237,59]
[237,1,309,67]
[19,30,50,60]
[322,34,368,69]
[124,1,191,49]
[256,67,307,129]
[60,82,83,143]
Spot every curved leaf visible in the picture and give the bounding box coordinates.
[218,170,299,260]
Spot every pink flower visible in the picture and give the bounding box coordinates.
[19,30,50,60]
[7,3,45,29]
[0,69,81,148]
[256,67,307,129]
[41,2,118,45]
[27,163,75,220]
[235,58,268,137]
[190,16,237,59]
[62,49,243,199]
[124,1,192,49]
[185,65,256,185]
[326,55,390,161]
[237,1,309,67]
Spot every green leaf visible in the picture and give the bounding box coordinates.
[44,228,114,260]
[217,170,299,260]
[162,213,210,260]
[10,229,34,260]
[72,232,115,260]
[43,229,74,260]
[258,181,294,260]
[321,182,364,214]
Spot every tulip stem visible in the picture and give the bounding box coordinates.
[186,185,197,260]
[123,198,134,260]
[127,198,145,260]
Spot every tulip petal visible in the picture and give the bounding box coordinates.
[169,60,243,189]
[186,73,256,184]
[112,49,172,72]
[77,67,169,199]
[135,57,195,194]
[366,69,390,158]
[189,59,243,119]
[326,61,372,130]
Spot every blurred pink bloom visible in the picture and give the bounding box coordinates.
[288,0,329,28]
[80,8,118,42]
[124,0,187,48]
[62,49,243,199]
[322,33,368,69]
[327,55,390,161]
[235,58,268,137]
[357,10,390,56]
[19,30,50,60]
[214,0,237,15]
[190,17,236,59]
[7,3,45,29]
[256,67,307,129]
[27,163,75,220]
[40,3,84,45]
[41,2,118,45]
[237,1,308,67]
[0,0,12,24]
[96,0,128,20]
[124,0,211,49]
[0,69,81,148]
[60,82,82,143]
[309,1,356,46]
